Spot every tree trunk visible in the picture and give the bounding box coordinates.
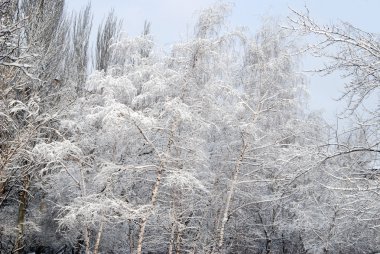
[93,221,104,254]
[79,167,90,254]
[14,174,30,254]
[168,220,176,254]
[0,170,5,195]
[73,235,84,254]
[136,165,164,254]
[137,217,148,254]
[258,212,271,254]
[215,141,247,253]
[134,123,167,254]
[175,228,183,254]
[128,219,134,254]
[84,227,90,254]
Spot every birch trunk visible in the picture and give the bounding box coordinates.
[136,165,164,254]
[134,117,179,254]
[215,142,247,253]
[134,122,170,254]
[93,221,104,254]
[84,227,90,254]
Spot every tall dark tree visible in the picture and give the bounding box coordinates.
[95,10,122,73]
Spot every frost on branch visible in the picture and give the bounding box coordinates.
[86,70,137,105]
[57,194,151,229]
[288,8,380,111]
[33,140,83,175]
[195,3,232,39]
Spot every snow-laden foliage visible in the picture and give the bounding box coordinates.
[1,2,380,254]
[57,194,151,227]
[34,140,83,164]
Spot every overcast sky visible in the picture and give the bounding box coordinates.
[66,0,380,123]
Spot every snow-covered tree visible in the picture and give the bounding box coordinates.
[288,8,380,253]
[0,0,93,252]
[4,2,368,253]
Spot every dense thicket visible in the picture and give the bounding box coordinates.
[0,1,379,253]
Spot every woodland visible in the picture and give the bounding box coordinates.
[0,0,379,253]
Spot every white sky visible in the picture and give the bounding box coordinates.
[66,0,380,123]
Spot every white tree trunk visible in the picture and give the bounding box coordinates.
[93,221,104,254]
[215,141,247,252]
[136,165,164,254]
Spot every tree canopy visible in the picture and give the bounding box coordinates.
[0,1,379,253]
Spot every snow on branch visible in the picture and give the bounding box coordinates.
[57,194,151,229]
[287,7,380,111]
